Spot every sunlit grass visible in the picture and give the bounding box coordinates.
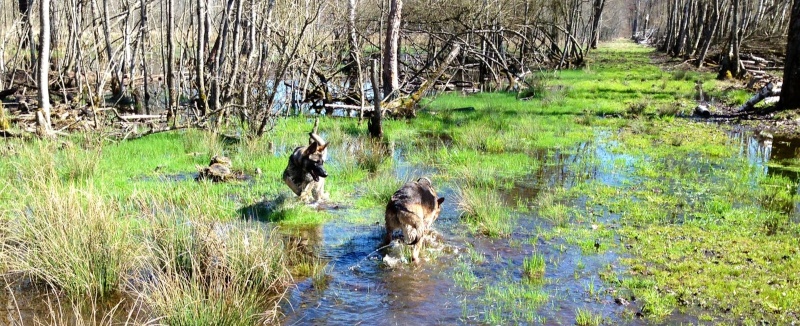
[138,222,292,325]
[4,183,141,299]
[522,253,546,280]
[455,186,514,237]
[575,308,603,326]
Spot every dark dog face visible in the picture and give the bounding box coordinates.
[302,142,328,182]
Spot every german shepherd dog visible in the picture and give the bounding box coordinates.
[283,120,329,202]
[384,177,445,262]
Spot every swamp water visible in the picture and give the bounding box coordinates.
[276,126,800,325]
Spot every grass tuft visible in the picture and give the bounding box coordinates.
[139,222,292,325]
[523,253,546,280]
[575,308,603,326]
[5,184,140,299]
[455,186,513,237]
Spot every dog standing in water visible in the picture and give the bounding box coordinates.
[384,177,445,262]
[283,120,329,203]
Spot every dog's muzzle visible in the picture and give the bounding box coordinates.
[311,166,327,182]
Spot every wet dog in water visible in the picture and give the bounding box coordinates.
[283,120,329,202]
[383,177,445,262]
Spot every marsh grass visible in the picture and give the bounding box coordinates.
[522,253,546,280]
[455,186,513,237]
[0,125,337,322]
[290,254,329,290]
[139,221,292,325]
[482,279,548,324]
[4,183,140,299]
[575,308,603,326]
[518,73,547,99]
[27,292,152,326]
[353,138,393,173]
[355,170,404,209]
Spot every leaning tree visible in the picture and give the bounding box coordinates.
[780,0,800,109]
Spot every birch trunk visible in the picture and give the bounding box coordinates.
[38,0,52,135]
[382,0,402,100]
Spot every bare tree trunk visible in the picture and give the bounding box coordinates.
[632,0,641,39]
[224,0,243,100]
[696,0,719,67]
[590,0,606,49]
[140,0,150,114]
[382,0,402,100]
[349,0,365,123]
[672,0,692,56]
[38,0,52,136]
[20,0,37,68]
[780,0,800,110]
[166,0,177,123]
[369,59,382,138]
[197,0,209,118]
[210,0,235,124]
[720,0,743,79]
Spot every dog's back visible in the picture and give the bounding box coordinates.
[384,177,444,262]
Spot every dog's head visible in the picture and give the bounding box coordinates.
[417,177,445,224]
[302,139,328,182]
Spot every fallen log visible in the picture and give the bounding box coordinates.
[694,104,711,118]
[0,130,22,138]
[117,114,165,120]
[383,44,461,117]
[738,82,774,111]
[323,103,373,111]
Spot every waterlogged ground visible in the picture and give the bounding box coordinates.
[1,42,799,325]
[279,122,800,325]
[278,44,800,325]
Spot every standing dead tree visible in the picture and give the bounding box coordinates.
[37,0,52,136]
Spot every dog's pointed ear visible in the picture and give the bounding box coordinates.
[437,197,445,206]
[417,177,432,187]
[304,142,319,155]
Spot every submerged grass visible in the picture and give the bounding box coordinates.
[575,308,604,326]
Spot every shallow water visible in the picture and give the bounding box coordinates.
[279,138,648,324]
[278,126,800,325]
